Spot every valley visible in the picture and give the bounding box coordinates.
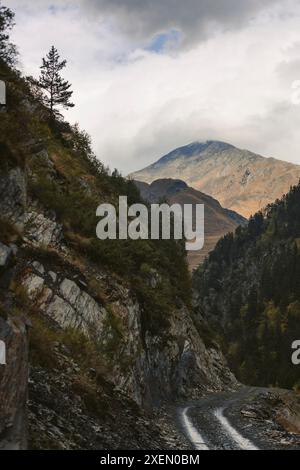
[1,2,300,451]
[0,61,237,450]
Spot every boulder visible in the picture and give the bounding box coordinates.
[23,274,45,300]
[24,212,63,247]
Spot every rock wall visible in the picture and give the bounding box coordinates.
[0,317,29,450]
[0,166,26,231]
[0,155,236,449]
[0,164,29,450]
[19,210,236,408]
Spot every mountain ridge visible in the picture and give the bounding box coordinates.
[130,141,300,218]
[152,141,238,166]
[134,178,246,270]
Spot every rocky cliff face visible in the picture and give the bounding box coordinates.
[130,141,300,218]
[17,177,236,407]
[0,317,29,450]
[0,163,29,450]
[0,167,26,231]
[0,155,236,449]
[0,73,236,449]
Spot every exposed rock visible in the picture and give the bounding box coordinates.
[21,271,108,341]
[45,295,77,329]
[32,262,45,275]
[24,212,63,247]
[0,167,26,231]
[28,351,184,450]
[48,271,57,283]
[0,317,29,450]
[0,243,12,267]
[33,150,54,169]
[20,259,237,409]
[237,390,300,448]
[23,274,45,300]
[241,409,259,419]
[52,278,108,337]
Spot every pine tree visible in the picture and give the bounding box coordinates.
[38,46,74,116]
[0,1,17,66]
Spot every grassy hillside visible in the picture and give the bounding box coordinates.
[194,183,300,390]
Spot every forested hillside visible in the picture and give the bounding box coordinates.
[194,183,300,390]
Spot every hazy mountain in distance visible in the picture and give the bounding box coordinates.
[130,141,300,218]
[134,179,246,270]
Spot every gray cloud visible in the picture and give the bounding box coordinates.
[9,0,287,47]
[11,0,282,43]
[9,0,300,173]
[81,0,281,44]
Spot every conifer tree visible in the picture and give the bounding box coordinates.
[0,1,17,66]
[38,46,74,116]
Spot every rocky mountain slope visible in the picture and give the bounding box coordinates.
[134,179,246,270]
[193,183,300,391]
[0,64,236,449]
[130,141,300,218]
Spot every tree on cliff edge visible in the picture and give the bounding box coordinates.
[38,46,74,116]
[0,1,17,66]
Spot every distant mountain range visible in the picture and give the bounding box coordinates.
[130,141,300,218]
[134,179,246,270]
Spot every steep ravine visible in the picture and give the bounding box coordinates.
[1,77,299,451]
[0,91,236,449]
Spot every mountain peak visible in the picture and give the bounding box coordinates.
[191,140,235,150]
[154,140,235,167]
[130,141,300,218]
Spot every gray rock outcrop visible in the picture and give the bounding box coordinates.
[0,317,29,450]
[0,167,26,231]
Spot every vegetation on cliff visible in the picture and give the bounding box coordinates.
[0,3,204,448]
[0,35,191,337]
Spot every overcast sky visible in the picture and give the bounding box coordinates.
[7,0,300,173]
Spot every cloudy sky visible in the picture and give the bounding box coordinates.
[7,0,300,173]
